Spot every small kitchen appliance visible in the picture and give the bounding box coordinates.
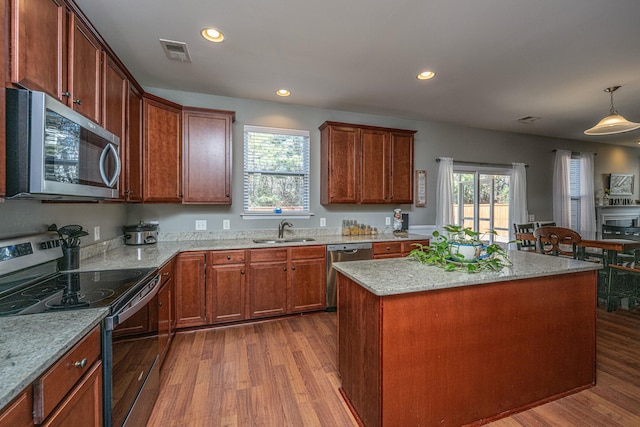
[123,222,158,245]
[0,232,161,427]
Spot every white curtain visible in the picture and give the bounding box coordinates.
[580,152,596,232]
[435,157,454,227]
[553,150,572,227]
[509,163,528,247]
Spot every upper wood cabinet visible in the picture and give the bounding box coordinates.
[67,13,101,122]
[123,84,143,202]
[142,94,182,202]
[319,121,416,204]
[102,55,128,200]
[10,0,67,98]
[182,108,235,204]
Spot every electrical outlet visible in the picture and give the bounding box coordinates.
[223,219,230,230]
[528,214,535,221]
[195,220,207,231]
[94,226,100,241]
[320,218,326,227]
[385,217,391,226]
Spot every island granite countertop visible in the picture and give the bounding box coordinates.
[333,250,602,296]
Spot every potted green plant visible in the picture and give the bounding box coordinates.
[408,224,512,272]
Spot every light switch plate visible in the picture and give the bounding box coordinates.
[195,220,207,231]
[385,217,391,225]
[223,219,230,230]
[528,214,535,221]
[320,218,326,227]
[94,226,100,241]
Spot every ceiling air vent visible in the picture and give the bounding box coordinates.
[159,39,192,63]
[516,116,542,124]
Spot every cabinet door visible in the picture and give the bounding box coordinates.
[175,252,206,328]
[10,0,66,99]
[388,131,414,204]
[125,84,143,201]
[143,95,182,202]
[290,257,326,312]
[182,109,235,204]
[360,128,388,203]
[320,124,360,204]
[67,14,101,123]
[41,361,102,427]
[249,248,288,318]
[0,389,33,427]
[209,264,246,323]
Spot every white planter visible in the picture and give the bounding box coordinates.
[449,242,484,263]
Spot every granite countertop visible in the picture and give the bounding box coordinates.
[77,233,428,272]
[0,308,109,410]
[0,232,427,412]
[333,250,602,296]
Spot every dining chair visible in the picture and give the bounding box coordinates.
[601,224,640,264]
[533,226,581,258]
[535,221,556,228]
[513,222,536,251]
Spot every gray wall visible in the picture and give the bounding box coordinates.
[1,87,639,240]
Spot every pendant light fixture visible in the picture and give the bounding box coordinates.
[584,86,640,135]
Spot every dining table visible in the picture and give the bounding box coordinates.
[515,230,640,311]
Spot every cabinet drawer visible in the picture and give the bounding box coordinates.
[33,326,101,423]
[211,250,246,265]
[403,239,429,254]
[373,242,402,255]
[250,248,288,263]
[291,245,326,260]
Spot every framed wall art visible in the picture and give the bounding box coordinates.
[609,173,634,196]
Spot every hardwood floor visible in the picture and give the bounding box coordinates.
[149,308,640,427]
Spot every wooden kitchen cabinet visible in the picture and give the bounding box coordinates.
[157,258,175,367]
[67,13,101,123]
[143,94,182,202]
[175,252,206,328]
[0,388,33,427]
[208,250,247,323]
[123,83,143,201]
[102,54,127,199]
[373,239,430,259]
[249,248,288,318]
[182,108,235,204]
[10,0,67,99]
[319,121,416,205]
[33,326,102,426]
[289,245,326,313]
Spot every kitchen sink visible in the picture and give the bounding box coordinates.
[252,238,316,244]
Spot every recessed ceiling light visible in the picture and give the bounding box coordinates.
[417,70,436,80]
[201,27,225,43]
[276,89,291,97]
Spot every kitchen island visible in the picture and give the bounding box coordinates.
[333,250,601,427]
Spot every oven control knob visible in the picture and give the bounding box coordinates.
[74,358,88,368]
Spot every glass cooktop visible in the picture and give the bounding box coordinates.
[0,268,156,316]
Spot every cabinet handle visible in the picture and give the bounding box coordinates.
[73,99,82,105]
[62,92,71,98]
[162,272,169,276]
[74,358,88,368]
[291,266,296,270]
[227,255,231,260]
[283,267,287,271]
[240,270,245,275]
[159,301,163,307]
[386,246,391,251]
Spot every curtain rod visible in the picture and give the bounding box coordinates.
[552,150,597,156]
[435,159,529,168]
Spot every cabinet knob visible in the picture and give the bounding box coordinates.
[240,270,245,275]
[291,266,296,270]
[74,358,88,368]
[386,246,391,251]
[73,99,82,105]
[162,272,169,276]
[62,92,71,98]
[283,267,287,271]
[227,255,231,260]
[159,301,163,307]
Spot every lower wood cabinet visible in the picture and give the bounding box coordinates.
[175,252,207,328]
[373,239,430,259]
[0,389,33,427]
[289,246,326,313]
[157,258,176,367]
[248,248,289,318]
[208,250,247,323]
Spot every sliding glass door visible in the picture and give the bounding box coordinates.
[453,169,511,243]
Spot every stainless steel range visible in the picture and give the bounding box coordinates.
[0,232,161,427]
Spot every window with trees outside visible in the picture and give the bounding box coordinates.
[243,125,310,214]
[452,167,511,243]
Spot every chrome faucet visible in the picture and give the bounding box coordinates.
[278,220,293,238]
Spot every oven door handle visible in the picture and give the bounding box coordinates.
[114,274,161,326]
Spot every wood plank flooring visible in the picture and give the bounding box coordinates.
[148,308,640,426]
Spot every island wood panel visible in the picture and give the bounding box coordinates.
[337,270,597,427]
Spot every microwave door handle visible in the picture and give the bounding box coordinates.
[99,143,121,188]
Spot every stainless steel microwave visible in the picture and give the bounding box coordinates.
[5,88,121,200]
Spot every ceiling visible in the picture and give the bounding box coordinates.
[74,0,640,146]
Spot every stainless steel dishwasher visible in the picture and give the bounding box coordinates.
[326,242,372,311]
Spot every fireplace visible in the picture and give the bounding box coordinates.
[596,206,640,231]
